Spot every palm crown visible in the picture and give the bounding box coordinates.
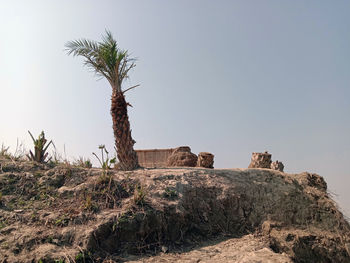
[65,30,136,92]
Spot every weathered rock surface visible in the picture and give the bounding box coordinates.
[248,151,272,168]
[0,156,349,263]
[167,146,198,167]
[197,152,214,168]
[271,160,284,172]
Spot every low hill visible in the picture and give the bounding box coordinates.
[0,156,349,262]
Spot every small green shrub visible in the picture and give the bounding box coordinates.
[163,187,178,199]
[82,194,98,212]
[27,130,53,163]
[74,250,92,263]
[133,184,147,206]
[75,252,84,261]
[54,215,70,227]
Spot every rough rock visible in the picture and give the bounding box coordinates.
[271,160,284,172]
[248,151,272,168]
[167,146,198,167]
[197,152,214,168]
[0,156,349,263]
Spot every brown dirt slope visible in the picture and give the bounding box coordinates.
[0,156,349,263]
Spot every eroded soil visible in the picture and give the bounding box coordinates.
[0,157,349,262]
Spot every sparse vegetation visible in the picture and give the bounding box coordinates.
[73,156,92,168]
[83,194,93,211]
[0,145,349,262]
[74,250,93,263]
[0,144,10,159]
[75,252,84,262]
[0,220,6,230]
[82,194,98,212]
[97,172,112,185]
[163,187,178,199]
[133,184,147,206]
[54,214,70,227]
[49,145,65,166]
[93,175,132,209]
[12,139,27,161]
[27,130,53,163]
[92,145,116,172]
[0,140,26,162]
[46,144,76,169]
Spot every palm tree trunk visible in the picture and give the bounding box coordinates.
[111,90,139,170]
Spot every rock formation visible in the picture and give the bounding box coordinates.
[167,146,198,167]
[197,152,214,168]
[248,151,272,168]
[271,160,284,172]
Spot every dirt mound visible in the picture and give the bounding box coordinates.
[0,156,349,263]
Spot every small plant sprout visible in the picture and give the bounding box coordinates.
[27,131,53,163]
[82,194,97,212]
[163,187,178,199]
[92,145,116,171]
[133,184,147,206]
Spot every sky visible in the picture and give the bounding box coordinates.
[0,1,349,217]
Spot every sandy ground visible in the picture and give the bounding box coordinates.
[125,234,292,263]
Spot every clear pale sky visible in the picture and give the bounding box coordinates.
[0,1,349,217]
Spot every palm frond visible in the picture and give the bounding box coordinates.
[65,30,138,92]
[65,38,99,57]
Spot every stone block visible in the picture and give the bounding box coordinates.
[248,151,272,169]
[197,152,214,168]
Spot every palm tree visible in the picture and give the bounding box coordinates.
[65,30,139,170]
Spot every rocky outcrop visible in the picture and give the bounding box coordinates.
[248,151,272,168]
[0,156,349,263]
[271,160,284,172]
[197,152,214,168]
[167,146,198,167]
